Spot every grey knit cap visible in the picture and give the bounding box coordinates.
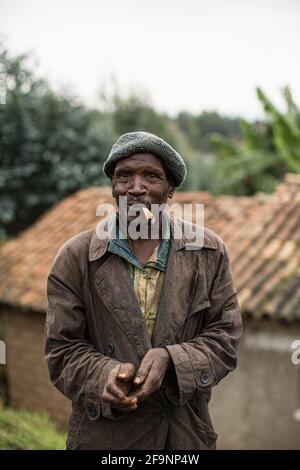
[103,131,187,187]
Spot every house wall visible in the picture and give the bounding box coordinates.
[210,322,300,449]
[2,307,71,428]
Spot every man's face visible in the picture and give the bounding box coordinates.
[111,153,175,213]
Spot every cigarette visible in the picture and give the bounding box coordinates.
[142,207,154,220]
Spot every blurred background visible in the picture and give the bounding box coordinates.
[0,0,300,450]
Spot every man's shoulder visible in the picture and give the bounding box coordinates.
[52,228,95,265]
[202,225,226,252]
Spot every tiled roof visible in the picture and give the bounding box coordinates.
[0,187,115,312]
[0,174,299,323]
[225,174,300,323]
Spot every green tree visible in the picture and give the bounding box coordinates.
[0,45,114,236]
[176,111,241,151]
[209,87,300,195]
[99,87,203,191]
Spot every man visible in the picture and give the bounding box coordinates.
[45,131,243,450]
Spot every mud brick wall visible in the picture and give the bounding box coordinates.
[2,307,71,428]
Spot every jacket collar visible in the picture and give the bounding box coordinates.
[89,212,217,262]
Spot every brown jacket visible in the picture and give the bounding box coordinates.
[44,214,243,450]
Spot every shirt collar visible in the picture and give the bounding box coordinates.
[89,210,219,262]
[107,211,171,271]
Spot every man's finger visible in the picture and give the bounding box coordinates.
[129,372,157,403]
[128,383,151,403]
[133,358,153,386]
[106,380,126,401]
[102,389,138,408]
[117,362,136,381]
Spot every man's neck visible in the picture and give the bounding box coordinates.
[116,210,170,265]
[128,236,161,266]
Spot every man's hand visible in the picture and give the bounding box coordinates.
[101,362,138,411]
[127,348,171,404]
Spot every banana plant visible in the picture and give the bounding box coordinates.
[209,86,300,195]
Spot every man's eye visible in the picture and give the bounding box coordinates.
[146,173,159,178]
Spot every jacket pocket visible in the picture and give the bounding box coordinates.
[178,297,211,342]
[187,299,211,318]
[186,267,211,319]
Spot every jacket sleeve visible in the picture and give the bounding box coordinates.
[163,242,243,406]
[44,241,121,421]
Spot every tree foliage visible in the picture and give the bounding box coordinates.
[210,87,300,195]
[3,43,296,236]
[176,111,241,151]
[0,45,113,236]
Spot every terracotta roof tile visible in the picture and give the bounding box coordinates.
[1,173,300,323]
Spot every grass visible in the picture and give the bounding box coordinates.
[0,403,67,450]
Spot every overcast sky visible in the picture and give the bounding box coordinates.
[1,0,300,119]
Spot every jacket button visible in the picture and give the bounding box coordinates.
[106,343,114,355]
[87,405,97,418]
[200,372,210,385]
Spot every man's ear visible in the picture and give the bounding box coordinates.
[110,174,115,193]
[168,185,175,199]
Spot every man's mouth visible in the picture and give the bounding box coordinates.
[126,203,154,221]
[127,202,150,210]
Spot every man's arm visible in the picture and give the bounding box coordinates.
[163,242,243,406]
[44,240,136,420]
[126,242,242,406]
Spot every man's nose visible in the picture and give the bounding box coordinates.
[127,176,147,196]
